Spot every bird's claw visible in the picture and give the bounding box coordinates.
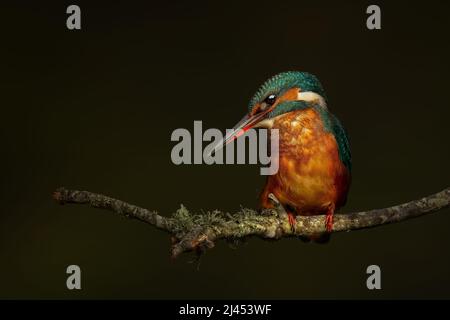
[325,212,333,232]
[288,213,296,232]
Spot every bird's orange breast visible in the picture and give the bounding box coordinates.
[261,108,350,215]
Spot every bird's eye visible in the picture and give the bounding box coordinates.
[257,94,277,113]
[264,94,277,106]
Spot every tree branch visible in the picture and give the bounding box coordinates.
[53,187,450,258]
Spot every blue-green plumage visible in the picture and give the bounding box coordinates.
[248,71,327,110]
[318,107,352,172]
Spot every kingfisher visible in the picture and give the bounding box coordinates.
[213,71,351,238]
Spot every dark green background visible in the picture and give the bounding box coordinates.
[1,0,449,299]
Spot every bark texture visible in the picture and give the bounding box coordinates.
[53,187,450,258]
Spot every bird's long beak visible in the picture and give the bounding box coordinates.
[209,109,269,155]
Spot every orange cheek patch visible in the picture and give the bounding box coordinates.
[278,88,300,103]
[250,88,300,116]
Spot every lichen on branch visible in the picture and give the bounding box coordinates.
[53,187,450,258]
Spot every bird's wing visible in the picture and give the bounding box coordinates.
[329,113,352,172]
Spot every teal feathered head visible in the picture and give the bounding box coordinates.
[212,71,329,138]
[248,71,327,111]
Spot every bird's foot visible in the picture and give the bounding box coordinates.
[325,214,333,232]
[325,205,335,232]
[288,213,296,232]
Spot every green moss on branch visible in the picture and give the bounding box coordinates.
[53,187,450,258]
